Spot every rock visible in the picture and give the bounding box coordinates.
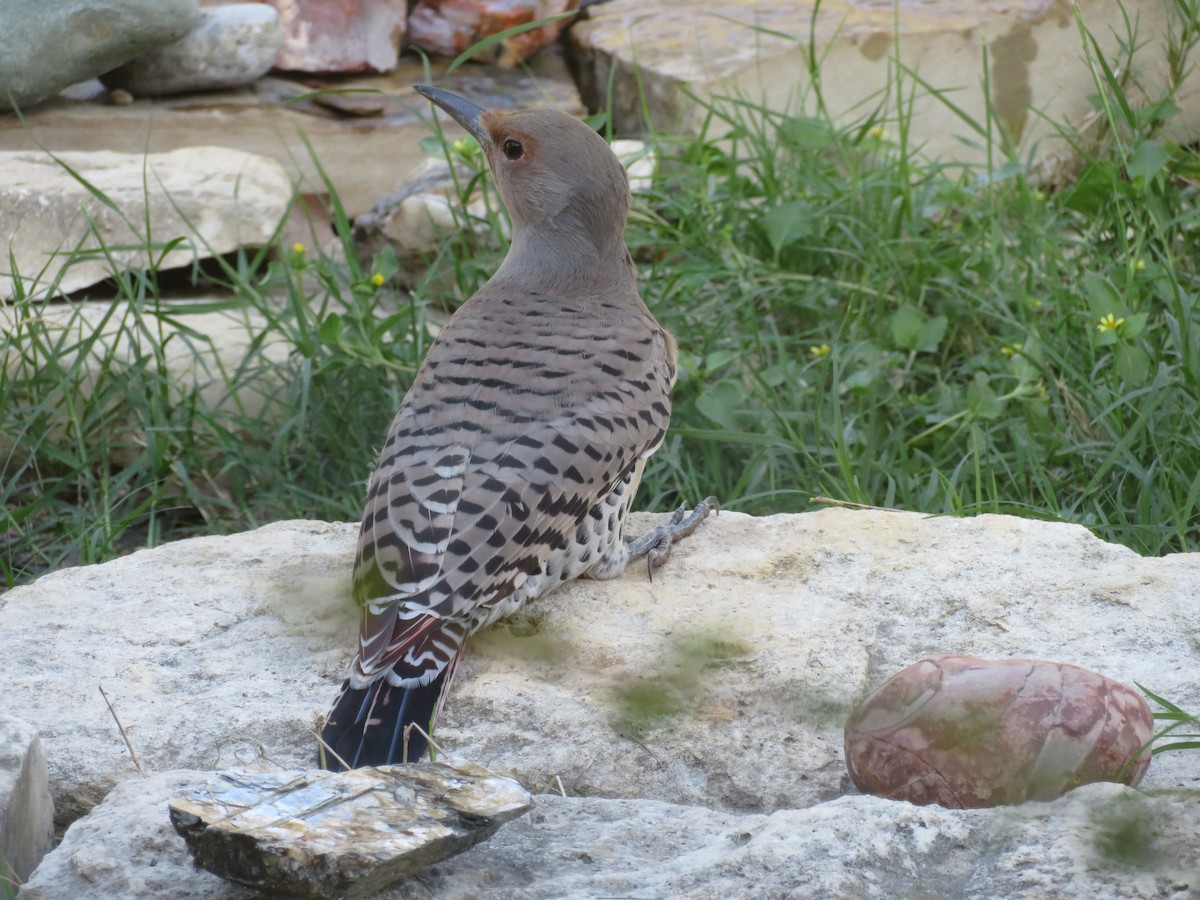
[20,776,1200,898]
[0,716,54,884]
[169,762,531,896]
[101,4,284,97]
[19,771,247,899]
[0,147,291,300]
[845,655,1154,808]
[0,58,584,220]
[0,0,199,113]
[269,0,406,74]
[2,510,1198,833]
[409,0,580,67]
[568,0,1200,176]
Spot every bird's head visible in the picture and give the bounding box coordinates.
[414,85,631,264]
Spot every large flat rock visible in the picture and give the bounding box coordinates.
[0,57,582,220]
[20,774,1200,898]
[2,509,1196,831]
[569,0,1200,172]
[0,147,291,300]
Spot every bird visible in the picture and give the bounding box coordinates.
[318,84,716,770]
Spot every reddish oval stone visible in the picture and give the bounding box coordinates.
[844,655,1153,808]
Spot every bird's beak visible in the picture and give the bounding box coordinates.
[414,85,491,148]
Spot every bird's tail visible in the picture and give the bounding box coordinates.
[319,665,455,770]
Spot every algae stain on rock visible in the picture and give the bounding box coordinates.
[861,32,891,62]
[988,23,1038,144]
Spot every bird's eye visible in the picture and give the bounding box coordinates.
[502,138,524,160]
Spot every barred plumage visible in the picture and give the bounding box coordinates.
[320,86,715,770]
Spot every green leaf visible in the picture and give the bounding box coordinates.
[694,380,745,429]
[891,307,946,353]
[891,306,925,350]
[967,372,1004,419]
[1115,344,1151,386]
[1122,312,1149,339]
[318,312,343,344]
[1126,140,1169,181]
[778,117,835,149]
[1081,271,1122,316]
[757,201,813,256]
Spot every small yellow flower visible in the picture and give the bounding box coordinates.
[292,242,306,254]
[1000,343,1023,357]
[869,126,889,140]
[1134,259,1147,271]
[452,138,471,154]
[809,343,831,358]
[1032,189,1046,202]
[1028,298,1044,310]
[371,273,385,286]
[1097,313,1126,332]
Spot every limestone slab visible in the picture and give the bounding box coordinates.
[19,776,1200,898]
[0,59,583,219]
[0,147,291,300]
[569,0,1200,174]
[2,510,1197,831]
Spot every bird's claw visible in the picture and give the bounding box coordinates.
[628,496,719,582]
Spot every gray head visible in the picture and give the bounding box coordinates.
[415,85,631,268]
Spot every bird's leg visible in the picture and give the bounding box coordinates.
[626,496,719,580]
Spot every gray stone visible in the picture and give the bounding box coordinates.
[18,771,248,899]
[0,147,292,300]
[569,0,1200,177]
[169,762,531,896]
[0,716,54,885]
[0,57,584,220]
[2,511,1197,837]
[0,0,199,113]
[20,776,1200,898]
[101,4,284,97]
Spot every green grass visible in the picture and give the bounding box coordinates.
[3,5,1200,588]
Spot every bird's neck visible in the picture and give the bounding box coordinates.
[491,219,636,297]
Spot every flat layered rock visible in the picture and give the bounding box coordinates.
[170,763,532,897]
[0,57,583,219]
[569,0,1200,173]
[20,776,1200,898]
[3,510,1197,831]
[0,147,291,300]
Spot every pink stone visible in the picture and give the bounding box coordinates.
[409,0,579,67]
[844,655,1154,808]
[265,0,406,74]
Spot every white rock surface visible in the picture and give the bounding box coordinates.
[569,0,1200,175]
[0,147,291,300]
[102,4,284,97]
[3,510,1197,834]
[20,774,1199,898]
[0,716,54,884]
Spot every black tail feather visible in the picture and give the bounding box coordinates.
[319,671,447,770]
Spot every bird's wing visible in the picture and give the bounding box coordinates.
[349,321,675,687]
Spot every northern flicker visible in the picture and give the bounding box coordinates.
[319,85,716,770]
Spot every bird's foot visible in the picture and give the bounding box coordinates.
[626,496,719,580]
